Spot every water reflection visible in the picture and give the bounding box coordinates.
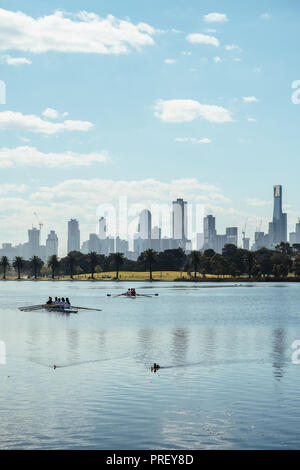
[271,328,288,381]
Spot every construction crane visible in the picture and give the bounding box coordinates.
[34,212,43,232]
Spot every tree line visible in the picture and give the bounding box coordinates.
[1,241,300,280]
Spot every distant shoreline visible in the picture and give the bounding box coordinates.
[1,276,300,283]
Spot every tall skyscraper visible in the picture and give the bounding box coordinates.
[172,199,188,241]
[67,219,80,253]
[203,215,216,249]
[269,185,287,246]
[226,227,238,246]
[138,209,152,240]
[46,230,58,260]
[28,227,40,258]
[99,217,107,240]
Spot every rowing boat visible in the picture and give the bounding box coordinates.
[45,306,78,314]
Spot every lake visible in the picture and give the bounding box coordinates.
[0,281,300,450]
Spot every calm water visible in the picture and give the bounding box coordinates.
[1,281,300,449]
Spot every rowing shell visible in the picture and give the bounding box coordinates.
[45,306,78,314]
[19,304,78,314]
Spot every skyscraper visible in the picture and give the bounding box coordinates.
[226,227,238,246]
[172,198,188,241]
[203,215,216,249]
[269,185,287,247]
[138,209,152,240]
[46,230,58,260]
[27,227,40,258]
[99,217,107,240]
[67,219,80,253]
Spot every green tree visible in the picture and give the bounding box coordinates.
[0,256,10,280]
[110,252,125,280]
[29,255,44,279]
[293,255,300,276]
[210,254,228,278]
[48,254,60,279]
[188,251,202,279]
[139,249,158,280]
[66,251,78,279]
[87,251,99,279]
[12,256,25,280]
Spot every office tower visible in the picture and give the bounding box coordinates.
[138,210,152,240]
[67,219,80,253]
[151,226,162,252]
[45,230,58,260]
[115,236,129,253]
[88,233,100,253]
[242,237,250,251]
[289,219,300,245]
[226,227,238,247]
[203,215,216,249]
[269,185,287,246]
[99,217,107,240]
[172,199,188,241]
[28,227,40,258]
[196,233,204,251]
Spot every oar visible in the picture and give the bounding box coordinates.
[136,294,159,297]
[71,306,102,312]
[107,293,126,298]
[19,304,45,311]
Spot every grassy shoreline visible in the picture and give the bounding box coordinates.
[1,271,300,282]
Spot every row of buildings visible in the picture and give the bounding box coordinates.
[0,187,298,262]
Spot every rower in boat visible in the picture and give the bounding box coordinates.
[46,297,53,305]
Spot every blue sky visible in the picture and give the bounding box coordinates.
[0,0,299,253]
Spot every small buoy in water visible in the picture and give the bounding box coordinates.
[151,363,160,372]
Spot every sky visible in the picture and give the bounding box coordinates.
[0,0,300,255]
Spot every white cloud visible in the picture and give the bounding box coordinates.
[213,56,222,63]
[243,96,259,103]
[0,146,109,167]
[0,8,156,55]
[1,54,32,66]
[42,108,59,119]
[0,111,93,134]
[164,58,176,64]
[246,198,271,207]
[181,51,192,56]
[186,33,220,47]
[260,13,271,20]
[174,137,211,144]
[154,99,233,123]
[0,184,29,195]
[225,44,242,52]
[42,108,69,120]
[247,117,256,122]
[203,13,228,23]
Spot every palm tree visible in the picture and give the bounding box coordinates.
[66,251,78,279]
[48,254,59,280]
[189,251,201,279]
[13,256,25,280]
[29,256,43,279]
[140,249,158,281]
[0,256,10,280]
[110,252,125,280]
[88,252,99,279]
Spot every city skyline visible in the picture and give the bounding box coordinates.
[1,184,298,260]
[0,1,299,256]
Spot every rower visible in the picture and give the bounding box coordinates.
[53,297,58,304]
[46,297,53,305]
[131,288,136,297]
[65,297,71,308]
